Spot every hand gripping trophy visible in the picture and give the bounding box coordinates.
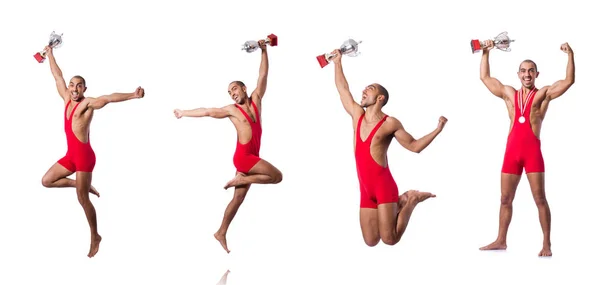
[241,34,278,53]
[471,31,515,53]
[34,31,63,63]
[316,38,362,68]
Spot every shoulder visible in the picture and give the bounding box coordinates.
[385,116,402,129]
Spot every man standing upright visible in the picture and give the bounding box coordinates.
[478,41,575,257]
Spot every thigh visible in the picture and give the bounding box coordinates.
[525,172,546,199]
[247,158,280,176]
[43,162,74,181]
[376,202,398,239]
[360,208,380,245]
[500,173,521,200]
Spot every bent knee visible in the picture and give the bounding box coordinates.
[272,169,283,184]
[364,237,380,247]
[41,176,53,188]
[381,235,399,246]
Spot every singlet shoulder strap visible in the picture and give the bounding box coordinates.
[235,104,254,123]
[250,100,260,124]
[366,115,389,142]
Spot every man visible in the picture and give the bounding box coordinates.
[174,40,282,253]
[330,49,447,247]
[478,41,575,257]
[40,45,145,258]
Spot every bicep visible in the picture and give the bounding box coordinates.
[393,126,415,150]
[546,80,573,100]
[339,89,362,117]
[55,77,68,100]
[481,77,508,99]
[254,75,268,99]
[209,106,233,119]
[87,97,109,110]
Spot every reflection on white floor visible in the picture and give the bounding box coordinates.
[216,270,230,285]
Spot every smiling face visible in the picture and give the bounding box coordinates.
[68,76,87,101]
[518,60,539,89]
[228,81,247,104]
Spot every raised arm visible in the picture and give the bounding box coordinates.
[480,41,512,99]
[545,43,575,100]
[45,46,69,102]
[331,49,363,119]
[86,87,145,110]
[174,104,234,119]
[251,40,269,102]
[393,116,447,153]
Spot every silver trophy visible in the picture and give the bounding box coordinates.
[34,31,64,63]
[241,34,278,53]
[316,38,362,68]
[471,31,515,53]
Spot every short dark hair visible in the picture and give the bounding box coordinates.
[230,81,245,88]
[520,59,538,72]
[72,75,86,87]
[376,84,389,106]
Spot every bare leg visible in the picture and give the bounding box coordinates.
[224,159,282,189]
[359,208,380,247]
[75,172,102,258]
[526,172,552,257]
[215,183,251,253]
[42,163,100,197]
[378,190,436,245]
[480,173,521,251]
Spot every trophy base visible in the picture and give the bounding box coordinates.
[34,52,45,63]
[471,40,482,53]
[316,54,329,68]
[267,34,278,47]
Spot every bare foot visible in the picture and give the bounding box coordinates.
[539,247,552,257]
[406,190,436,203]
[89,185,100,198]
[214,232,230,253]
[479,240,507,251]
[88,234,102,258]
[224,173,246,190]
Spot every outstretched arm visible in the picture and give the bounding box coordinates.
[331,49,363,119]
[546,43,575,100]
[251,40,269,102]
[174,105,233,119]
[393,116,447,153]
[86,87,145,110]
[45,47,69,102]
[480,41,512,99]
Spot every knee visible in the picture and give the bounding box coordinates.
[41,176,53,188]
[364,237,380,247]
[500,194,514,206]
[272,169,283,184]
[381,234,399,246]
[532,191,548,206]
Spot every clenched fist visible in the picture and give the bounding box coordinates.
[437,116,448,131]
[560,42,573,54]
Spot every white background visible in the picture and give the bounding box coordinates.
[0,0,598,284]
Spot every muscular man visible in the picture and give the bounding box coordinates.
[40,45,145,258]
[330,49,447,247]
[174,40,282,253]
[478,41,575,257]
